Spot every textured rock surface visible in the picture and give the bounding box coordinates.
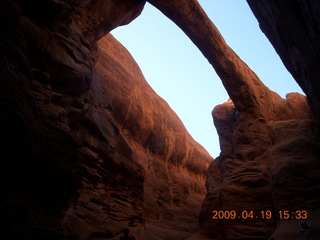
[94,34,211,239]
[0,0,212,239]
[73,0,146,42]
[145,0,320,239]
[2,0,320,239]
[246,0,320,120]
[197,93,320,240]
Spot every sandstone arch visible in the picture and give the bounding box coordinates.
[1,0,320,239]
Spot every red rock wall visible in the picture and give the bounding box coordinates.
[247,0,320,120]
[195,93,320,240]
[0,0,212,239]
[93,34,212,239]
[145,0,320,239]
[2,0,320,239]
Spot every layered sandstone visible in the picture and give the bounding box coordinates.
[2,0,320,239]
[196,93,320,240]
[0,1,212,239]
[145,0,320,239]
[93,34,212,239]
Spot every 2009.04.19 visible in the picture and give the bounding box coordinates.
[212,210,308,220]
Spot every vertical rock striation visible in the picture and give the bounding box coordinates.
[201,92,320,240]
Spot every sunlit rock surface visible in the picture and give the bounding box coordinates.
[196,92,320,240]
[145,0,320,239]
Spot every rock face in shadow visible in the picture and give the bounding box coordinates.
[0,0,212,239]
[73,0,146,42]
[246,0,320,120]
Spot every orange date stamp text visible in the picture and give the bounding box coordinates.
[212,210,308,220]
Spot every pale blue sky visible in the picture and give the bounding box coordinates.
[111,1,303,158]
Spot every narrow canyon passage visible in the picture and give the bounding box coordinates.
[0,0,319,240]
